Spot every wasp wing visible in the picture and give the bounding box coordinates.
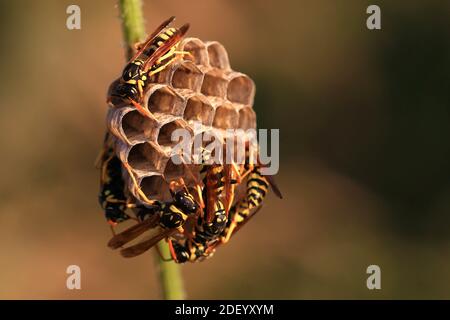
[120,229,177,258]
[107,214,159,249]
[265,174,283,199]
[142,23,190,71]
[128,16,176,63]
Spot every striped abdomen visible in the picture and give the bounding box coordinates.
[246,168,269,209]
[171,239,210,263]
[142,27,178,58]
[195,200,227,243]
[98,149,129,224]
[229,199,251,225]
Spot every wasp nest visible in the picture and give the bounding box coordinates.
[107,38,256,204]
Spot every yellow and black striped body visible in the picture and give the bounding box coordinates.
[195,199,227,243]
[219,198,251,243]
[246,167,269,210]
[158,190,198,229]
[229,199,251,226]
[169,190,227,263]
[117,59,148,102]
[201,165,225,197]
[98,146,131,225]
[111,25,184,104]
[143,27,179,74]
[170,239,212,263]
[158,203,189,229]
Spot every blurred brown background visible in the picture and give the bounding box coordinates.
[0,0,449,299]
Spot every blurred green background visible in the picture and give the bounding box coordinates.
[0,0,449,299]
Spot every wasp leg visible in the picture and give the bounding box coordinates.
[239,164,255,181]
[224,162,241,216]
[159,49,193,64]
[169,177,188,193]
[100,153,115,184]
[221,221,237,244]
[221,204,263,244]
[155,46,176,63]
[182,164,206,209]
[195,184,205,209]
[125,203,141,221]
[173,50,193,58]
[148,55,180,77]
[156,46,193,65]
[109,225,117,236]
[167,239,180,263]
[129,99,157,121]
[231,162,242,183]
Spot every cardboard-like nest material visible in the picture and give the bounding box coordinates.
[107,38,256,204]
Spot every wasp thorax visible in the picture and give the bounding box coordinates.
[174,191,198,214]
[121,60,145,81]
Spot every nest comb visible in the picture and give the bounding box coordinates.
[107,38,257,204]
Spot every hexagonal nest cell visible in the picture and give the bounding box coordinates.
[206,41,230,70]
[183,95,214,126]
[140,174,171,202]
[106,37,258,203]
[171,61,204,92]
[201,69,229,98]
[163,158,186,182]
[157,118,190,148]
[127,141,168,172]
[238,106,257,130]
[227,74,255,105]
[212,104,239,129]
[121,109,157,143]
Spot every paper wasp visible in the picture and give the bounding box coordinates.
[167,199,227,264]
[220,149,283,243]
[107,180,200,258]
[194,199,228,243]
[168,238,213,263]
[107,178,228,261]
[97,133,157,227]
[199,146,241,223]
[108,16,190,119]
[98,134,133,226]
[169,197,263,263]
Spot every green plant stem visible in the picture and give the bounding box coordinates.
[118,0,145,58]
[117,0,186,300]
[155,242,186,299]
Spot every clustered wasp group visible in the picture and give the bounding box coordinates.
[98,17,282,263]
